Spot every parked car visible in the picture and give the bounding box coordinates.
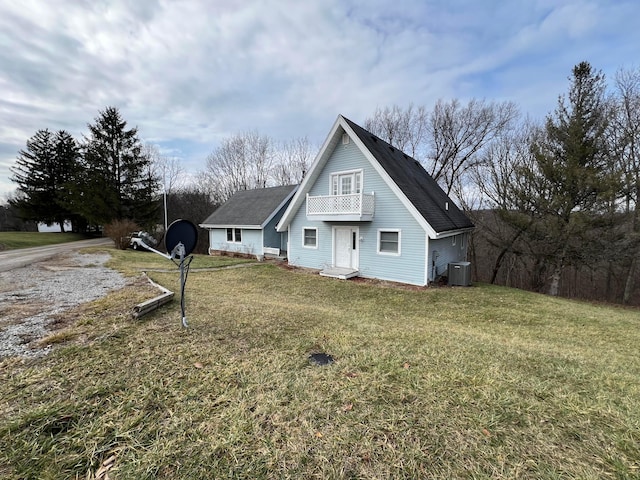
[128,231,158,251]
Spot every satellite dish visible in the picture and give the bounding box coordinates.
[165,219,198,257]
[137,219,198,328]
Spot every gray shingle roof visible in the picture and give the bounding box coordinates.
[343,117,474,233]
[201,185,297,227]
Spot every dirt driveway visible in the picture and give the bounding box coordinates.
[0,249,126,358]
[0,238,113,272]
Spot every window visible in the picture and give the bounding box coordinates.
[303,227,317,248]
[226,228,242,243]
[341,175,352,194]
[330,170,362,195]
[378,230,400,255]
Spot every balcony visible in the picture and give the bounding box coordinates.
[306,193,375,221]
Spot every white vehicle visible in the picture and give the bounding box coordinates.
[128,231,157,251]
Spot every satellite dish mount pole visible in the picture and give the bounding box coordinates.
[138,219,198,328]
[171,242,189,328]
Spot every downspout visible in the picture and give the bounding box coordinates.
[424,234,430,285]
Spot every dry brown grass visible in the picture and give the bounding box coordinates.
[0,248,639,479]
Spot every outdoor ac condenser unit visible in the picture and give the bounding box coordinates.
[448,262,471,286]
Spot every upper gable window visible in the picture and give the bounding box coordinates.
[330,169,362,196]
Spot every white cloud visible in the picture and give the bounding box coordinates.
[1,0,639,201]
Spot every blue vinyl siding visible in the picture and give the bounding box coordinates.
[263,202,289,249]
[289,134,429,285]
[209,228,262,255]
[429,232,470,280]
[207,194,291,255]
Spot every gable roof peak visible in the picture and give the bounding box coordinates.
[277,114,473,235]
[339,115,474,234]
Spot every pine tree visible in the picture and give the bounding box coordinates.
[80,107,159,227]
[522,62,613,296]
[10,129,80,232]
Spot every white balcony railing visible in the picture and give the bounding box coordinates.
[306,193,375,220]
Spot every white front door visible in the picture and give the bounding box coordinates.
[334,227,358,269]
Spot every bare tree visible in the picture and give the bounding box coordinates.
[364,100,518,197]
[364,104,429,159]
[201,131,274,203]
[428,99,519,196]
[470,123,540,284]
[144,143,186,195]
[611,67,640,303]
[271,137,314,185]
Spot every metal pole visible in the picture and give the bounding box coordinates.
[163,189,168,232]
[180,257,188,328]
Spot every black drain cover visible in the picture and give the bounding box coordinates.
[309,353,334,366]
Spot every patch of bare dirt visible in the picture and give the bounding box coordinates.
[0,252,127,358]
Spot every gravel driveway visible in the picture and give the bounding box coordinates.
[0,251,126,358]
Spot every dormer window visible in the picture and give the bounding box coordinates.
[331,169,362,195]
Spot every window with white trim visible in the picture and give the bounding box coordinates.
[226,228,242,243]
[330,170,362,195]
[378,229,400,255]
[303,227,318,248]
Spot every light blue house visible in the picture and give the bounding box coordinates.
[200,185,297,259]
[276,115,474,286]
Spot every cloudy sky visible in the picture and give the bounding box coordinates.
[1,0,639,200]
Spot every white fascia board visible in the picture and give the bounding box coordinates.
[433,227,474,239]
[199,224,262,230]
[277,117,344,232]
[340,117,439,239]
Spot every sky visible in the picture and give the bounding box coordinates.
[1,0,639,201]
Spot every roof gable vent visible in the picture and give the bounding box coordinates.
[342,133,350,145]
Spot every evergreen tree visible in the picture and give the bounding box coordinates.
[80,107,159,227]
[53,130,85,232]
[10,129,80,232]
[519,62,614,296]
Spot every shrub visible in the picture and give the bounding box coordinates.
[104,219,140,250]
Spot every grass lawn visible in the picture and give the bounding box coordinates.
[1,248,639,479]
[0,231,89,249]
